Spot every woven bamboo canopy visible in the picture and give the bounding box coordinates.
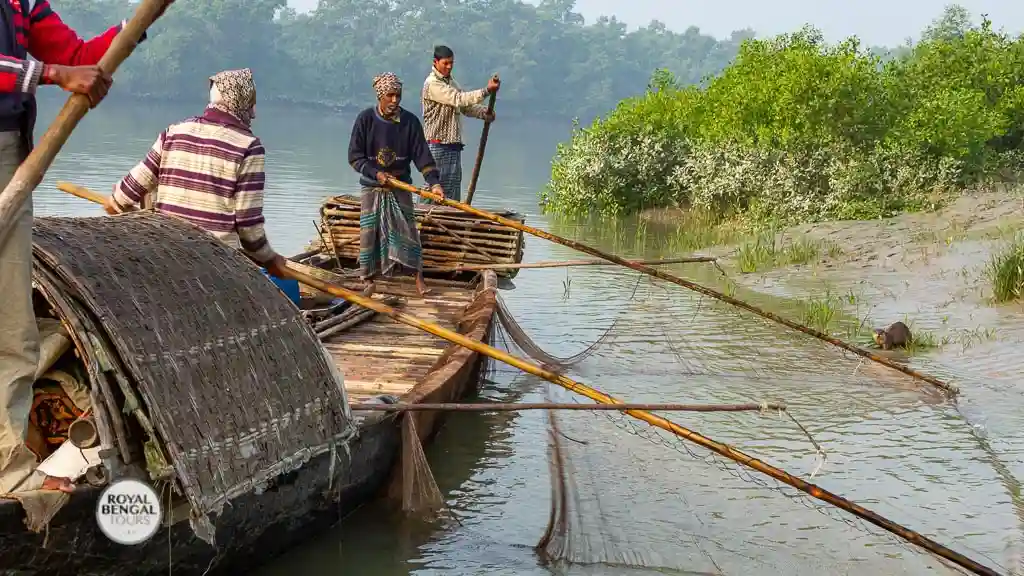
[30,212,356,526]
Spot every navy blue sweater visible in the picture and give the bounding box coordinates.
[348,106,441,189]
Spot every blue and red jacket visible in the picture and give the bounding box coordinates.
[0,0,144,144]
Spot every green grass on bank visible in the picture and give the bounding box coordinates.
[986,237,1024,303]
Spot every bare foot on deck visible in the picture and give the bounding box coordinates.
[415,274,432,297]
[41,475,75,493]
[362,279,376,297]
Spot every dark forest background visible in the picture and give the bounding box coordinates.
[53,0,770,118]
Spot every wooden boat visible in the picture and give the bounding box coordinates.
[0,211,498,575]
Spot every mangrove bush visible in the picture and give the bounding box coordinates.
[542,5,1024,222]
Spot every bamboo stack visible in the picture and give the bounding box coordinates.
[318,194,527,278]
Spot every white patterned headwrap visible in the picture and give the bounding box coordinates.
[209,68,256,127]
[372,72,402,100]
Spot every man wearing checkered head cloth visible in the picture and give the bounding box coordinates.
[102,68,293,295]
[348,72,444,297]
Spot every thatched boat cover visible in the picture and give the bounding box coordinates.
[31,212,355,519]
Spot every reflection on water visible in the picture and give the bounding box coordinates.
[30,96,1023,575]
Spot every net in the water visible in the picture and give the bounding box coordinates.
[484,276,1015,576]
[400,413,447,517]
[529,387,993,575]
[495,295,611,372]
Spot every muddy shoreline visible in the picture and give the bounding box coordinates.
[714,189,1024,326]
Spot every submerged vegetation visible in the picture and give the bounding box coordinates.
[794,288,996,352]
[986,236,1024,303]
[542,5,1024,224]
[735,233,841,273]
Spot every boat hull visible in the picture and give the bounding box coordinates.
[0,412,398,575]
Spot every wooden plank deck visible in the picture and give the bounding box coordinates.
[314,275,477,407]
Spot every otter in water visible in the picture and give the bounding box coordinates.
[873,321,912,350]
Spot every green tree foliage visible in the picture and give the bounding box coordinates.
[542,5,1024,222]
[52,0,749,118]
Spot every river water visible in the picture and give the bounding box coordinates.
[31,97,1023,575]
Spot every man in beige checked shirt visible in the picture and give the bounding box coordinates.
[420,45,500,203]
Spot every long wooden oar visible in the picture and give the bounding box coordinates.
[58,183,997,575]
[0,0,174,246]
[386,178,959,397]
[57,182,114,207]
[464,74,498,206]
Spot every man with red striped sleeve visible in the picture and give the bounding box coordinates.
[0,0,169,495]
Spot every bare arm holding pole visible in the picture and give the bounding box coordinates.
[0,0,174,245]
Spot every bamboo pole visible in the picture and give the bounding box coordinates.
[289,246,323,262]
[0,0,174,246]
[421,212,499,263]
[384,178,959,397]
[350,402,785,412]
[57,182,108,206]
[464,74,498,206]
[59,183,997,576]
[425,256,716,272]
[316,308,376,340]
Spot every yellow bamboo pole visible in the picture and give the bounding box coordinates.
[58,182,997,576]
[425,256,716,272]
[57,182,109,206]
[350,402,786,412]
[384,177,959,397]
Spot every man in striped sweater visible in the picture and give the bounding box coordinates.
[0,0,170,495]
[103,68,289,281]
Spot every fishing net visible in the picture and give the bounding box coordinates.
[475,268,1020,576]
[495,295,611,371]
[400,413,447,516]
[529,387,995,576]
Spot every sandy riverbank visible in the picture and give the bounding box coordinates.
[692,188,1024,433]
[717,188,1024,325]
